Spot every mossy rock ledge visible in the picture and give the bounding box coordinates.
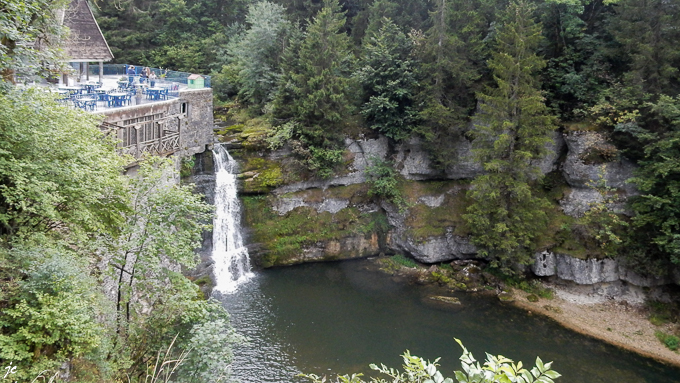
[210,117,680,296]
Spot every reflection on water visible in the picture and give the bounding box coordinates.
[217,260,680,383]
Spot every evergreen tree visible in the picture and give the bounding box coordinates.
[356,17,417,140]
[272,0,356,178]
[607,0,680,97]
[624,95,680,275]
[226,1,292,107]
[464,0,556,270]
[414,0,492,168]
[539,0,613,120]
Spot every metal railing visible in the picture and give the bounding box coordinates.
[88,64,211,88]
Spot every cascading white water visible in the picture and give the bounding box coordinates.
[212,145,254,293]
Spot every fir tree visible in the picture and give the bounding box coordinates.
[607,0,680,97]
[464,0,556,270]
[414,0,491,168]
[356,17,418,140]
[272,0,356,178]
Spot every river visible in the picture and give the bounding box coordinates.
[217,260,680,383]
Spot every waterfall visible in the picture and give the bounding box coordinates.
[211,145,254,293]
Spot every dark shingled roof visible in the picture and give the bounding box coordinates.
[62,0,114,62]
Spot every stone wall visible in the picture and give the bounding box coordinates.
[98,87,214,160]
[176,88,214,157]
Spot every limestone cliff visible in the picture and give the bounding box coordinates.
[203,116,678,295]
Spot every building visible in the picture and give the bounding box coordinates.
[59,0,114,84]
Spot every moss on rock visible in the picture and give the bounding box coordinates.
[402,180,472,240]
[239,157,284,193]
[242,189,388,267]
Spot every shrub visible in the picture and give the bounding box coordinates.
[391,254,417,268]
[655,331,679,351]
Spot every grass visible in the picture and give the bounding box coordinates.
[647,300,678,326]
[655,330,680,351]
[391,254,417,268]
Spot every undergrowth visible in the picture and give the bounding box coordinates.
[488,268,554,299]
[647,300,679,326]
[655,330,680,351]
[390,254,417,268]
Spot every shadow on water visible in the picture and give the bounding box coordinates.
[216,260,680,383]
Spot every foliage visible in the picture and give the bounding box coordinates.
[356,17,418,140]
[0,89,124,380]
[413,0,491,168]
[365,157,407,211]
[646,300,678,326]
[225,1,293,106]
[624,95,680,273]
[301,339,561,383]
[105,157,213,344]
[271,0,357,178]
[0,88,129,242]
[539,0,613,120]
[490,269,555,300]
[94,0,245,73]
[180,156,196,178]
[577,168,628,256]
[390,254,418,268]
[0,0,70,82]
[464,0,556,271]
[267,120,296,150]
[179,315,246,382]
[0,247,106,380]
[655,331,680,351]
[606,0,680,97]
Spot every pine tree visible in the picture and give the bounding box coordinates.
[272,0,356,178]
[356,17,418,140]
[464,0,556,270]
[415,0,492,168]
[607,0,680,97]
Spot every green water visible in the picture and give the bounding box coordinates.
[218,260,680,383]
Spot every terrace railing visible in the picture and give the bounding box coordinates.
[89,64,211,88]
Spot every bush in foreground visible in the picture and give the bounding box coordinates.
[301,339,561,383]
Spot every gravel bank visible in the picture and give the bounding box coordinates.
[509,284,680,368]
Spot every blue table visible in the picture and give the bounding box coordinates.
[108,92,128,107]
[146,87,164,100]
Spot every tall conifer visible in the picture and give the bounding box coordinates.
[272,0,356,177]
[357,17,418,140]
[415,0,490,167]
[464,0,556,270]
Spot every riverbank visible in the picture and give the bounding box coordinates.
[509,284,680,368]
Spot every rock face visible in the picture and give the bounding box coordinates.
[215,122,678,295]
[559,131,638,217]
[532,251,671,287]
[382,201,478,263]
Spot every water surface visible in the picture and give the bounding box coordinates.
[218,260,680,383]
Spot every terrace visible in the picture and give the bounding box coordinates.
[47,64,211,112]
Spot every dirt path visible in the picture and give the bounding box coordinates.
[508,285,680,368]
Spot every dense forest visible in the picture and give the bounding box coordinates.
[1,0,679,380]
[97,0,680,274]
[1,1,241,381]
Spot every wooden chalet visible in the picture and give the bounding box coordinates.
[59,0,114,84]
